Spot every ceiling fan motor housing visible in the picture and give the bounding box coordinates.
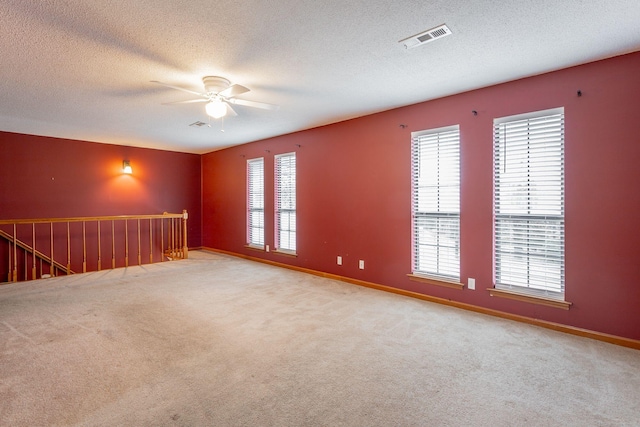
[203,76,231,94]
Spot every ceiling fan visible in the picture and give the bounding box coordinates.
[151,76,279,119]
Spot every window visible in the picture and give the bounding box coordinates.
[411,126,460,280]
[275,152,296,252]
[493,108,565,298]
[247,158,264,247]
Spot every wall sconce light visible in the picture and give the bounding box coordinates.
[123,160,132,174]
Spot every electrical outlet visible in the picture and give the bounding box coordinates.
[266,245,270,252]
[468,278,476,290]
[359,260,365,270]
[337,256,342,265]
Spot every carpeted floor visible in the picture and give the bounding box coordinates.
[1,250,639,426]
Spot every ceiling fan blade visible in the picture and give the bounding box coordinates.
[219,84,250,98]
[151,80,205,97]
[225,103,238,117]
[229,98,280,111]
[161,98,209,105]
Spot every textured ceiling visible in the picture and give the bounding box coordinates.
[1,1,639,154]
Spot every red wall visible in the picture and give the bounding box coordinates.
[0,132,202,278]
[202,51,640,340]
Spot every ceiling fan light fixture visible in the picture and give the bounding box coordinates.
[153,76,279,123]
[205,99,227,118]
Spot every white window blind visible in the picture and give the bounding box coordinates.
[275,152,296,252]
[247,158,264,247]
[494,108,565,297]
[411,126,460,279]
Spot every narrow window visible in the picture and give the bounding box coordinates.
[411,126,460,279]
[493,108,565,298]
[247,158,264,248]
[275,152,296,253]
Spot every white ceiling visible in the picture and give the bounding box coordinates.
[1,1,639,154]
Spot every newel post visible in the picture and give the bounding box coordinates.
[182,210,189,259]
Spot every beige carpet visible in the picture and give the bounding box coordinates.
[1,250,638,426]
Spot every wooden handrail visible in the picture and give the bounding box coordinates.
[0,210,188,283]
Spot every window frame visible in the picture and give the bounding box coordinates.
[274,152,297,254]
[247,157,265,249]
[411,125,461,282]
[493,107,565,300]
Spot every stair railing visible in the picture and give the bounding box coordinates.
[0,210,188,283]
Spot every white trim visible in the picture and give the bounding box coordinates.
[411,124,459,139]
[274,151,296,160]
[493,107,564,125]
[411,125,460,279]
[275,152,297,253]
[247,157,265,247]
[493,107,565,297]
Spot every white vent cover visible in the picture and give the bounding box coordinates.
[400,24,452,49]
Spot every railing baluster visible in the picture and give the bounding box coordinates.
[32,223,37,280]
[167,218,171,259]
[50,222,55,277]
[67,222,71,275]
[168,218,172,258]
[12,224,18,282]
[125,220,129,268]
[7,240,10,282]
[97,221,101,271]
[149,218,153,264]
[82,221,87,273]
[176,219,180,259]
[137,219,141,266]
[171,218,175,259]
[161,218,164,262]
[124,219,129,267]
[178,218,182,258]
[111,220,115,269]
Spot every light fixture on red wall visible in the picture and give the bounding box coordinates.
[123,160,132,174]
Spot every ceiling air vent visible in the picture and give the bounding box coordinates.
[400,24,452,49]
[189,121,209,127]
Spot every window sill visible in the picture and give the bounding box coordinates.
[245,244,265,252]
[273,249,297,257]
[488,288,572,310]
[407,274,464,290]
